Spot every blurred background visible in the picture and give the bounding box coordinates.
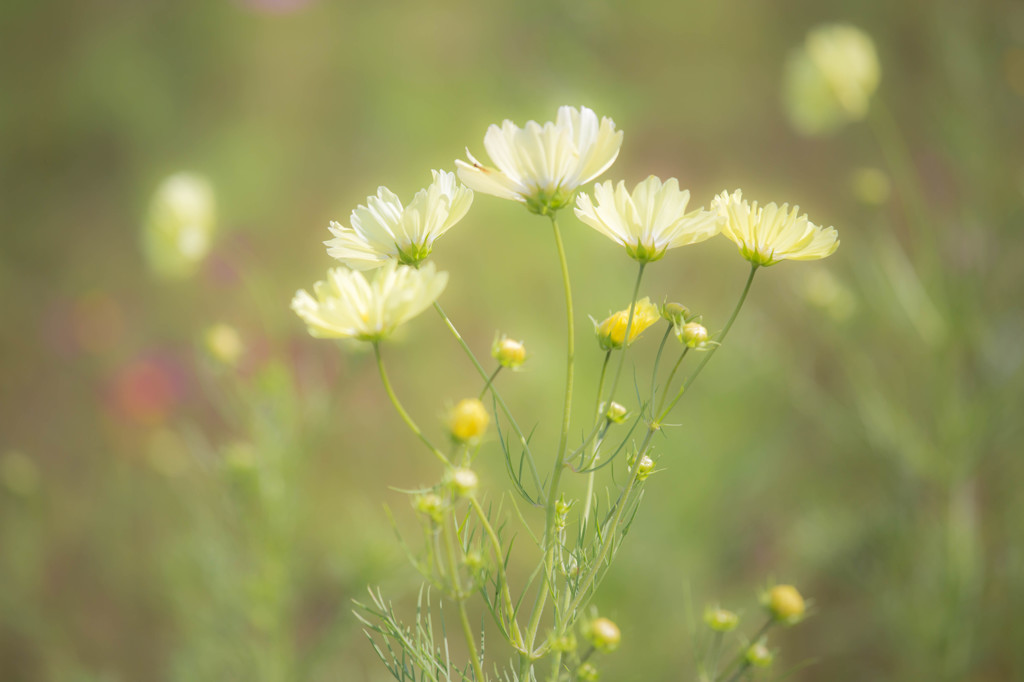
[2,0,1023,680]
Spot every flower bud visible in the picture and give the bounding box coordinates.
[464,549,485,573]
[492,335,527,369]
[594,298,661,350]
[414,492,445,523]
[661,302,694,326]
[745,640,774,668]
[548,631,577,653]
[555,497,573,531]
[448,467,478,498]
[703,606,739,632]
[603,401,628,424]
[576,662,599,681]
[635,455,655,481]
[680,322,709,348]
[449,398,489,443]
[584,617,621,653]
[765,584,806,624]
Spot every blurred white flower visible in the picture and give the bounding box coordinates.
[712,190,839,266]
[291,261,447,341]
[142,172,216,279]
[575,175,718,262]
[325,170,473,270]
[456,106,623,214]
[782,24,880,136]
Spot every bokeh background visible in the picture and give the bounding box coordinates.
[2,0,1023,680]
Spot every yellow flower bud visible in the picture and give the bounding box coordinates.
[448,467,478,498]
[766,584,806,624]
[603,401,628,424]
[745,640,774,668]
[680,322,709,348]
[585,617,621,653]
[449,398,489,442]
[576,662,599,681]
[595,297,661,350]
[492,335,527,369]
[703,606,739,632]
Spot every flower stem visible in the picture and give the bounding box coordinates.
[604,262,647,404]
[581,352,611,527]
[372,342,450,466]
[442,513,486,682]
[434,302,542,491]
[524,213,576,655]
[469,497,525,649]
[658,264,758,423]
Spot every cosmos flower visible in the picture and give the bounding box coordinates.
[456,106,623,214]
[712,190,839,266]
[594,297,661,350]
[575,175,719,262]
[325,170,473,270]
[291,261,447,341]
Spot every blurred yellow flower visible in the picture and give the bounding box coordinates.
[142,172,216,279]
[782,24,880,136]
[575,175,718,262]
[325,170,473,270]
[449,398,490,442]
[712,190,839,266]
[595,297,661,350]
[291,261,447,341]
[765,584,807,624]
[456,106,623,215]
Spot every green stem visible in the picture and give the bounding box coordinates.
[442,514,486,682]
[658,264,758,423]
[372,343,450,466]
[479,366,503,400]
[469,497,525,650]
[716,619,772,682]
[603,262,647,405]
[581,352,612,527]
[434,302,542,492]
[524,214,576,654]
[649,324,674,415]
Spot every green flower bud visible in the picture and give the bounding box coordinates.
[603,401,628,423]
[448,467,478,498]
[680,322,710,348]
[492,335,527,369]
[661,301,694,326]
[745,640,774,668]
[703,606,739,632]
[414,492,445,523]
[635,455,655,481]
[577,662,599,681]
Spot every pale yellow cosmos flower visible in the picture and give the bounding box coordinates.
[325,170,473,270]
[291,261,447,341]
[142,172,216,279]
[456,106,623,214]
[595,297,661,350]
[575,175,719,262]
[712,190,839,266]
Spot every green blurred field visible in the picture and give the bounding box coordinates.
[2,1,1023,680]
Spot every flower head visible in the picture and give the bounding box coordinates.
[783,24,880,136]
[584,617,621,653]
[595,297,661,350]
[325,170,473,270]
[291,261,447,341]
[704,606,739,632]
[575,176,718,262]
[713,190,839,266]
[492,334,527,369]
[456,106,623,215]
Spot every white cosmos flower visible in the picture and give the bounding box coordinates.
[291,261,448,341]
[325,170,473,270]
[575,175,719,263]
[456,106,623,215]
[712,190,839,266]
